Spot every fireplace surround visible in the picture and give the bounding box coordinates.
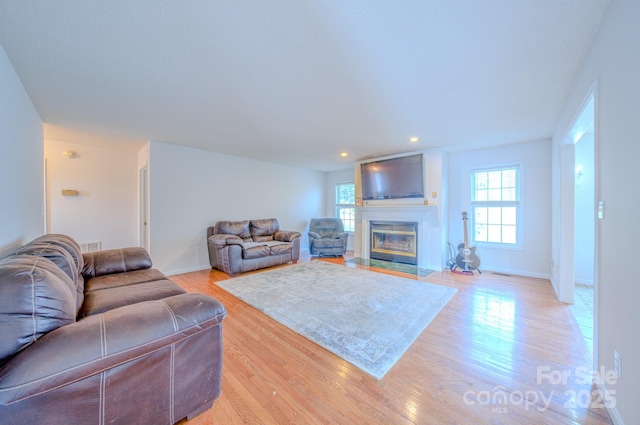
[355,205,438,271]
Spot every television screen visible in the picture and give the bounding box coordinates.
[360,153,424,200]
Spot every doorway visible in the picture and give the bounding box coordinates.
[139,164,149,251]
[563,90,597,363]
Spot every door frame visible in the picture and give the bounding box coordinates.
[558,82,599,370]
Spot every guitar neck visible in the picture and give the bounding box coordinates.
[463,217,469,250]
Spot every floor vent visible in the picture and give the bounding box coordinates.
[492,272,512,277]
[79,242,102,253]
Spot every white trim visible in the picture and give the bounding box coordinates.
[476,266,550,280]
[469,163,523,250]
[164,264,211,276]
[335,182,356,232]
[556,82,599,377]
[594,375,624,425]
[591,80,600,377]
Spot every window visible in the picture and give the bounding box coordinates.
[471,166,520,246]
[336,183,355,232]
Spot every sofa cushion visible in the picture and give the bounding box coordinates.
[242,244,271,259]
[85,268,167,292]
[24,234,85,311]
[268,242,293,256]
[0,255,76,363]
[82,247,152,278]
[80,279,186,317]
[12,241,83,312]
[215,220,252,242]
[32,234,84,272]
[250,218,279,242]
[13,242,78,283]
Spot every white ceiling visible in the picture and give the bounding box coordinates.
[0,0,609,171]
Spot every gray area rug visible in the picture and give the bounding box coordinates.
[216,261,457,379]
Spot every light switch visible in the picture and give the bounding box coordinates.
[597,201,605,219]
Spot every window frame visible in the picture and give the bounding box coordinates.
[335,182,355,233]
[469,163,523,250]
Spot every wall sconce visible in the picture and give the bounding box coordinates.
[62,150,76,159]
[575,165,584,179]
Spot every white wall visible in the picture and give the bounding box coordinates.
[44,140,138,249]
[448,140,552,278]
[0,44,43,256]
[425,149,447,269]
[551,0,639,422]
[325,168,355,250]
[324,168,354,217]
[148,141,325,275]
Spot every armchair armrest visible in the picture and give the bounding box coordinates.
[207,234,244,246]
[0,293,226,404]
[309,232,348,240]
[82,247,152,279]
[274,230,301,242]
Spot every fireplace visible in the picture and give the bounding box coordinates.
[370,221,418,265]
[355,204,438,271]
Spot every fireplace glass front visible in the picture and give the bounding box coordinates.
[370,221,418,265]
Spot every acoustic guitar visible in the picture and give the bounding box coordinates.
[455,211,481,271]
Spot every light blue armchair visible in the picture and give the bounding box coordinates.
[308,218,348,257]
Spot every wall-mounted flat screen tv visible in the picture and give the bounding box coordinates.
[360,153,424,200]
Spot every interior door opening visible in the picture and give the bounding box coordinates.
[567,92,596,364]
[139,165,149,251]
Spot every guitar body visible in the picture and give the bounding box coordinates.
[454,212,481,271]
[455,243,481,270]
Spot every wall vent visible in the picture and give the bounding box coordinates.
[79,242,102,253]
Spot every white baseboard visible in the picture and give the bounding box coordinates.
[164,264,211,276]
[475,266,550,280]
[595,375,624,425]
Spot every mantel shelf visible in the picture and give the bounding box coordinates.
[357,204,436,211]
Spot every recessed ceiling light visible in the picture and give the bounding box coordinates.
[340,152,349,157]
[409,137,419,143]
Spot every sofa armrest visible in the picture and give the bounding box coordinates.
[274,230,301,242]
[81,247,152,279]
[308,231,320,240]
[208,234,244,246]
[0,293,226,405]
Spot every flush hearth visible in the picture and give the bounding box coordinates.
[370,221,418,265]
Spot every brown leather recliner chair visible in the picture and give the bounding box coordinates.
[308,218,348,257]
[0,234,226,425]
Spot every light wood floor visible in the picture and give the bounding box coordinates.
[172,253,612,425]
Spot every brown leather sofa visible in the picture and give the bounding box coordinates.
[207,218,301,275]
[0,234,226,425]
